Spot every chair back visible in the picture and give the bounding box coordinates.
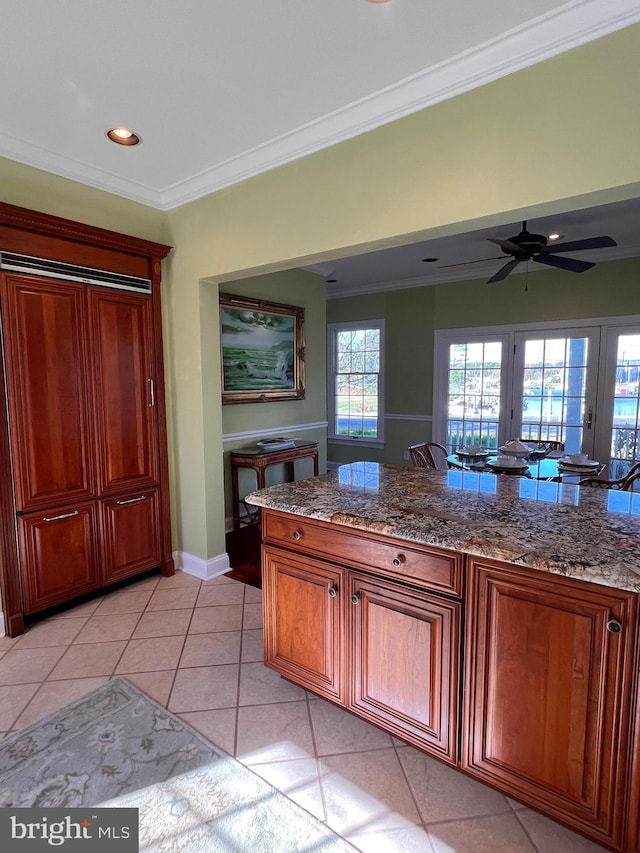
[579,461,640,490]
[518,438,565,453]
[408,442,448,470]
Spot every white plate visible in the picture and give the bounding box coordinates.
[559,458,600,469]
[487,460,529,471]
[457,448,491,458]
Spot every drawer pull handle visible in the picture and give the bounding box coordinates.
[292,530,302,540]
[328,587,337,598]
[607,619,623,634]
[116,496,147,505]
[392,554,406,567]
[351,593,360,605]
[43,510,80,522]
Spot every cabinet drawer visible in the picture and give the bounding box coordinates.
[101,490,161,583]
[17,501,101,614]
[262,510,462,597]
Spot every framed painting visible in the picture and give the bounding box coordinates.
[219,293,305,404]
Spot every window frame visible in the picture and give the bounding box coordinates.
[327,319,385,448]
[434,315,640,460]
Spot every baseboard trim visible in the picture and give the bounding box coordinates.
[173,550,231,581]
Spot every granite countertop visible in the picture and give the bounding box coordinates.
[245,462,640,594]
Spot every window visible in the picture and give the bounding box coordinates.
[328,320,384,445]
[435,317,640,479]
[447,339,504,450]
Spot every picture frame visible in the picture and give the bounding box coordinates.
[219,293,305,404]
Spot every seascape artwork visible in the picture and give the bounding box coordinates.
[221,305,295,392]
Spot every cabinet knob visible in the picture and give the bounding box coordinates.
[292,530,302,540]
[607,619,623,634]
[392,554,406,567]
[328,587,337,598]
[351,593,360,604]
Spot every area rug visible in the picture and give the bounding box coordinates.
[0,677,356,852]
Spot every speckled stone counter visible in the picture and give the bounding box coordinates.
[245,461,640,593]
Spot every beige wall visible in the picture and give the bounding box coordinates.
[2,24,639,570]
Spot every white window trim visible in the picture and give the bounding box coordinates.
[433,313,640,449]
[327,319,385,448]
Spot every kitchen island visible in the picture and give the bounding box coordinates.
[246,462,640,852]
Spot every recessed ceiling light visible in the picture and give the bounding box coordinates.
[106,127,141,146]
[422,257,439,263]
[547,232,563,241]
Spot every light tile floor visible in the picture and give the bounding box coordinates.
[0,571,609,853]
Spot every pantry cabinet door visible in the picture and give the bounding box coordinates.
[1,274,95,511]
[90,289,159,495]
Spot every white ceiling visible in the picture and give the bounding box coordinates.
[1,0,638,212]
[308,197,640,296]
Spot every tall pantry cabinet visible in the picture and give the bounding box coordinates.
[0,203,174,636]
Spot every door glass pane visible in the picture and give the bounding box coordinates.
[447,341,501,451]
[520,337,587,453]
[609,334,640,479]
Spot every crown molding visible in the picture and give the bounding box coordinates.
[159,0,640,210]
[1,1,638,211]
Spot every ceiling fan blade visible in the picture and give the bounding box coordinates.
[533,254,595,273]
[487,238,523,253]
[487,259,521,284]
[438,255,506,269]
[547,235,617,253]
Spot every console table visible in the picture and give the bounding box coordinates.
[230,441,319,530]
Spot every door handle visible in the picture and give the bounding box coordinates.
[148,378,155,407]
[585,406,593,429]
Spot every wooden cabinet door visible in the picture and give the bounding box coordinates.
[462,558,638,849]
[90,289,159,495]
[262,545,346,703]
[100,490,161,584]
[17,502,100,614]
[1,274,95,511]
[349,573,461,763]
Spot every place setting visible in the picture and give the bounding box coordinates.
[557,452,603,475]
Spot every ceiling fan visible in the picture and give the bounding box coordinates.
[440,221,617,284]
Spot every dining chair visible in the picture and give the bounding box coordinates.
[408,442,449,470]
[578,461,640,490]
[516,438,565,453]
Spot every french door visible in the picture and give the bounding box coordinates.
[594,326,640,479]
[437,321,640,478]
[511,328,601,459]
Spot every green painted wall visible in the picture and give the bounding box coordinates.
[1,25,639,568]
[327,256,640,466]
[0,157,168,243]
[219,268,327,523]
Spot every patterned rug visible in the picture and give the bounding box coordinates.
[0,678,356,852]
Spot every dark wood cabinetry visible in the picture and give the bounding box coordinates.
[349,573,460,762]
[90,289,159,496]
[462,557,638,850]
[0,203,173,632]
[262,509,462,763]
[260,507,640,850]
[17,503,101,613]
[2,276,96,512]
[263,545,345,703]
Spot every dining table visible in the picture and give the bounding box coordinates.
[446,450,606,482]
